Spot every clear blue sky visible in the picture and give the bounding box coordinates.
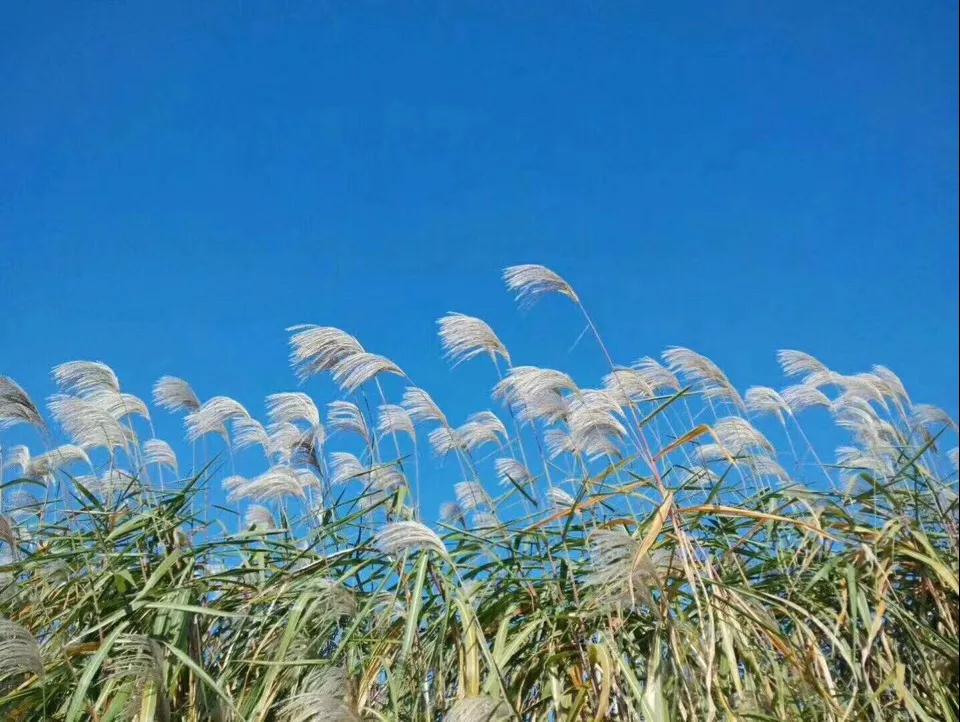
[1,3,957,505]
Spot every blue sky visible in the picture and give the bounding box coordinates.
[1,3,957,511]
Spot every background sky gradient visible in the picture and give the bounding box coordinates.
[2,2,957,513]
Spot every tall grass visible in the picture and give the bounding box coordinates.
[1,264,957,721]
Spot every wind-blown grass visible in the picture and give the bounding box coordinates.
[1,264,957,721]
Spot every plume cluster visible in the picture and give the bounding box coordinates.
[1,263,957,722]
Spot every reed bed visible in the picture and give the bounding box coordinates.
[1,264,957,721]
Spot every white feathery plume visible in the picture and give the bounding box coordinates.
[575,429,623,460]
[268,422,309,463]
[443,695,511,722]
[402,387,448,425]
[437,312,510,366]
[231,417,270,452]
[679,467,720,490]
[266,392,321,429]
[377,404,416,439]
[836,446,893,477]
[567,390,627,443]
[288,431,325,472]
[221,474,248,496]
[330,452,366,486]
[911,405,958,434]
[503,264,579,307]
[244,504,276,530]
[331,351,404,393]
[0,376,47,432]
[457,411,507,451]
[602,368,654,407]
[439,501,465,524]
[87,390,151,422]
[947,447,958,471]
[0,516,17,557]
[494,458,534,488]
[492,366,575,424]
[872,365,910,406]
[586,530,677,604]
[837,373,890,410]
[227,466,308,503]
[52,360,120,397]
[185,396,250,442]
[832,398,893,448]
[89,469,140,498]
[696,443,730,465]
[713,416,774,455]
[2,445,30,472]
[308,580,357,618]
[288,325,365,381]
[0,551,13,589]
[142,439,178,473]
[0,617,43,682]
[47,395,132,450]
[277,667,360,722]
[428,426,464,457]
[632,357,681,393]
[781,384,831,414]
[152,376,201,413]
[744,386,790,421]
[662,347,744,408]
[455,481,492,512]
[776,350,835,387]
[103,634,167,722]
[746,455,789,481]
[547,487,576,511]
[367,464,405,493]
[294,466,322,491]
[25,444,90,478]
[470,511,502,533]
[831,393,883,422]
[327,401,372,442]
[374,520,447,557]
[543,428,577,459]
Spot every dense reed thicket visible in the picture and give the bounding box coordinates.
[1,264,957,721]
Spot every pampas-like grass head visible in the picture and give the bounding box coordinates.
[494,458,534,488]
[374,520,447,557]
[24,444,90,478]
[142,438,178,473]
[52,360,120,397]
[327,400,372,442]
[402,386,448,425]
[266,392,321,429]
[0,617,43,682]
[288,325,364,381]
[443,695,511,722]
[377,404,415,439]
[152,375,201,412]
[276,666,360,722]
[184,396,250,442]
[662,347,744,408]
[744,386,790,421]
[454,481,492,512]
[244,504,276,531]
[331,352,404,393]
[503,264,579,307]
[437,312,510,366]
[456,411,507,451]
[492,366,575,424]
[0,376,47,432]
[226,465,308,503]
[47,394,132,450]
[777,349,835,388]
